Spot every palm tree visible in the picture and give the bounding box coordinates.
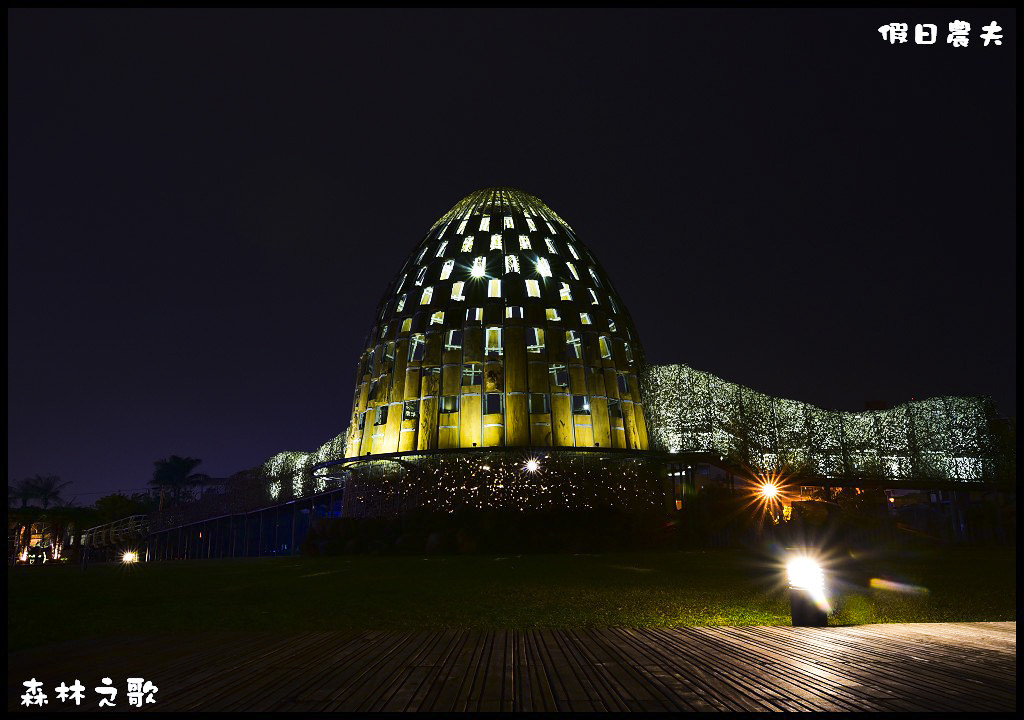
[150,456,209,507]
[30,475,73,510]
[8,478,39,508]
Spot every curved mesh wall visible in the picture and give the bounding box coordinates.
[346,188,649,457]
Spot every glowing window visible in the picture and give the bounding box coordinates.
[374,405,389,426]
[580,313,592,325]
[525,279,541,298]
[608,296,619,315]
[485,326,503,356]
[546,308,561,321]
[527,327,545,353]
[420,286,433,305]
[526,218,537,232]
[451,281,466,301]
[379,323,389,339]
[490,234,503,251]
[589,268,602,287]
[536,257,552,278]
[623,343,633,363]
[403,400,418,420]
[566,330,582,359]
[504,216,514,229]
[488,279,502,297]
[566,262,579,280]
[599,336,612,359]
[408,334,425,362]
[466,307,482,323]
[440,259,455,280]
[416,246,429,264]
[506,306,523,319]
[462,364,481,386]
[529,393,550,413]
[572,395,590,414]
[549,364,568,387]
[435,240,448,257]
[457,220,468,235]
[559,283,572,301]
[401,317,412,332]
[519,235,532,250]
[396,294,407,312]
[445,329,463,351]
[607,319,617,332]
[430,311,444,325]
[440,395,459,413]
[415,266,427,286]
[479,215,490,232]
[485,392,503,414]
[395,273,406,294]
[358,410,367,429]
[588,288,599,305]
[545,222,556,234]
[471,256,487,278]
[461,236,473,252]
[566,243,580,260]
[505,254,520,274]
[545,238,557,254]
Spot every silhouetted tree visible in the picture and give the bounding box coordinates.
[150,456,209,507]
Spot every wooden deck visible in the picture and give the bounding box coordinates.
[9,622,1015,712]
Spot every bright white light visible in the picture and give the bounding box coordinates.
[786,556,824,591]
[536,258,552,278]
[471,257,486,278]
[122,551,139,564]
[759,482,779,500]
[525,458,540,473]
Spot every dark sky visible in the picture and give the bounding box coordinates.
[8,9,1016,502]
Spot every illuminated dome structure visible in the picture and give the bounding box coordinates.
[345,188,649,457]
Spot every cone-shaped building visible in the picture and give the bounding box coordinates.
[346,188,649,458]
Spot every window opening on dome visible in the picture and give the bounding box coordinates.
[461,236,473,252]
[505,254,520,274]
[457,219,469,235]
[566,330,582,359]
[415,266,427,286]
[624,343,633,364]
[395,274,406,294]
[529,393,550,414]
[450,281,466,302]
[462,364,481,386]
[416,246,429,264]
[536,257,552,278]
[559,283,572,301]
[374,406,389,426]
[608,398,623,419]
[358,411,367,430]
[430,311,444,325]
[589,268,602,287]
[617,373,629,395]
[566,261,580,280]
[608,296,619,315]
[471,256,487,278]
[379,323,389,339]
[490,234,503,251]
[397,294,407,312]
[526,218,537,232]
[440,395,459,413]
[525,279,541,298]
[550,364,568,387]
[403,401,419,420]
[401,318,412,332]
[488,279,502,298]
[420,286,433,305]
[544,238,557,254]
[589,288,600,305]
[445,329,463,351]
[545,222,556,234]
[608,319,617,333]
[485,327,503,356]
[580,313,592,325]
[519,235,532,250]
[435,241,448,257]
[485,393,503,415]
[572,395,591,414]
[479,215,490,232]
[467,307,482,324]
[440,259,455,280]
[367,380,379,401]
[527,327,545,353]
[408,334,426,362]
[599,336,612,359]
[546,308,561,321]
[566,243,580,260]
[504,216,515,229]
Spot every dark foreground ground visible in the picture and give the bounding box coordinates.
[8,622,1016,711]
[7,547,1017,653]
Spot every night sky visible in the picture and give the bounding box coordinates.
[8,9,1016,502]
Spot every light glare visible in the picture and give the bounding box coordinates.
[122,551,139,564]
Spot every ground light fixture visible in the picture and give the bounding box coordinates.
[524,458,541,473]
[121,550,139,564]
[786,553,829,626]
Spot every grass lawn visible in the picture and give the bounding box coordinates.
[7,547,1015,652]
